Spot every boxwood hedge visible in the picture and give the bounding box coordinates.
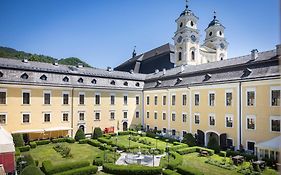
[163,169,181,175]
[177,165,203,175]
[176,146,214,156]
[29,141,37,148]
[52,166,98,175]
[167,152,182,170]
[18,145,31,152]
[103,163,162,175]
[35,140,51,145]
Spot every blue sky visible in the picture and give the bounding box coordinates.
[0,0,279,68]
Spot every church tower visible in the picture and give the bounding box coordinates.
[173,1,200,66]
[203,12,228,61]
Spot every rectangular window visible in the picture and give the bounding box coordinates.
[270,117,280,132]
[162,96,166,105]
[172,95,176,105]
[0,114,7,125]
[227,139,233,148]
[182,94,187,106]
[182,114,187,123]
[172,129,176,136]
[23,92,30,104]
[154,96,158,105]
[209,93,215,106]
[63,93,69,105]
[79,93,85,105]
[123,111,128,119]
[172,113,176,121]
[194,93,199,106]
[146,111,149,119]
[162,112,166,120]
[124,95,128,105]
[136,96,140,105]
[226,92,232,106]
[194,114,200,124]
[22,114,30,123]
[110,111,115,120]
[209,115,215,126]
[95,94,100,105]
[62,113,69,122]
[44,113,51,122]
[247,90,255,106]
[135,111,140,118]
[182,131,187,137]
[0,91,7,104]
[79,112,85,121]
[110,95,115,105]
[225,115,233,128]
[44,92,51,105]
[154,127,158,131]
[247,141,255,152]
[247,116,256,130]
[146,125,150,131]
[163,128,166,133]
[95,112,100,120]
[271,90,280,106]
[146,96,150,105]
[154,112,157,119]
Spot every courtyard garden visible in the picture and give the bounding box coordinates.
[13,128,279,175]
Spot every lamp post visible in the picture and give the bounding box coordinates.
[155,136,159,150]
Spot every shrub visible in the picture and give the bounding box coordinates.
[15,147,20,156]
[42,160,90,175]
[78,139,88,144]
[18,145,31,152]
[53,144,72,158]
[182,133,196,147]
[177,165,203,175]
[92,127,103,139]
[20,165,44,175]
[97,137,113,145]
[52,138,67,143]
[205,158,235,170]
[87,139,101,147]
[103,163,162,175]
[12,133,25,147]
[22,153,35,166]
[93,151,117,166]
[52,166,98,175]
[163,169,181,175]
[218,151,226,157]
[169,144,189,152]
[35,140,51,145]
[118,131,131,135]
[167,152,183,170]
[196,147,214,156]
[207,136,220,154]
[29,141,37,148]
[66,137,75,143]
[226,150,257,161]
[74,128,85,141]
[177,147,197,155]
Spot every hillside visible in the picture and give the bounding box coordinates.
[0,46,92,67]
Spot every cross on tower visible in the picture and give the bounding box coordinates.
[185,0,189,9]
[213,11,217,19]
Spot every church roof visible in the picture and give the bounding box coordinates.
[207,15,224,28]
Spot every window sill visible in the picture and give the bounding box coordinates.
[0,104,7,106]
[94,119,101,121]
[21,104,31,106]
[21,123,30,125]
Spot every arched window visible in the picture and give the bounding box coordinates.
[0,71,3,78]
[191,51,195,61]
[78,78,83,83]
[135,82,140,87]
[21,73,28,79]
[40,74,47,81]
[190,21,194,27]
[178,52,182,61]
[220,53,224,61]
[209,32,212,36]
[63,76,69,82]
[91,79,97,84]
[110,80,115,85]
[123,81,128,86]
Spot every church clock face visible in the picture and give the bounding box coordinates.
[191,35,197,42]
[220,43,225,49]
[177,36,183,43]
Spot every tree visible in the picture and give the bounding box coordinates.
[12,133,25,147]
[74,128,85,141]
[207,136,220,153]
[92,127,103,139]
[182,133,196,146]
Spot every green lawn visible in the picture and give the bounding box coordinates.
[28,143,103,165]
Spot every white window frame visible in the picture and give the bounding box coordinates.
[208,91,216,107]
[163,128,167,133]
[94,110,101,121]
[78,111,85,121]
[22,89,31,105]
[182,113,187,123]
[246,88,256,107]
[182,130,187,138]
[162,111,166,120]
[270,116,281,133]
[146,111,150,119]
[270,86,281,107]
[146,95,150,105]
[225,114,234,128]
[43,90,51,105]
[95,92,101,105]
[171,94,176,106]
[194,92,200,106]
[225,89,233,107]
[208,113,216,127]
[0,113,7,125]
[123,94,128,105]
[182,93,187,106]
[123,110,128,119]
[226,138,234,147]
[61,111,69,122]
[154,111,158,120]
[194,113,200,125]
[62,91,70,105]
[162,95,167,106]
[22,112,31,124]
[246,140,256,152]
[43,112,51,123]
[171,112,176,121]
[135,110,140,118]
[246,115,256,130]
[0,89,7,105]
[154,95,158,105]
[109,110,115,120]
[135,95,140,105]
[78,92,85,105]
[110,93,115,105]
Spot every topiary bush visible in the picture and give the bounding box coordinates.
[20,165,44,175]
[66,137,75,143]
[183,133,196,147]
[74,128,85,141]
[207,136,220,154]
[42,160,90,175]
[18,145,31,152]
[92,127,103,139]
[103,163,162,175]
[12,133,25,147]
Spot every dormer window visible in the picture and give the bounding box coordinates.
[176,77,183,84]
[0,71,3,78]
[21,73,28,79]
[242,68,252,77]
[40,74,47,81]
[63,76,69,82]
[91,79,97,84]
[204,73,212,81]
[157,80,162,86]
[110,80,115,85]
[78,78,83,83]
[190,21,194,26]
[123,81,128,86]
[135,82,140,87]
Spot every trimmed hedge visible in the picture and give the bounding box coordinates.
[20,165,44,175]
[176,146,214,156]
[18,145,31,152]
[169,144,189,152]
[87,139,101,147]
[66,138,75,143]
[52,166,98,175]
[103,163,162,175]
[42,160,90,175]
[30,141,37,148]
[35,140,51,145]
[218,151,226,157]
[177,165,203,175]
[78,139,88,144]
[163,169,181,175]
[167,152,183,170]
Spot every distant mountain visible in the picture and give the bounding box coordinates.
[0,46,92,67]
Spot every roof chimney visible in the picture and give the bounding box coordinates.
[22,58,28,63]
[276,44,281,56]
[163,68,166,75]
[155,69,159,74]
[53,59,59,66]
[132,46,137,58]
[77,63,84,68]
[251,49,258,60]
